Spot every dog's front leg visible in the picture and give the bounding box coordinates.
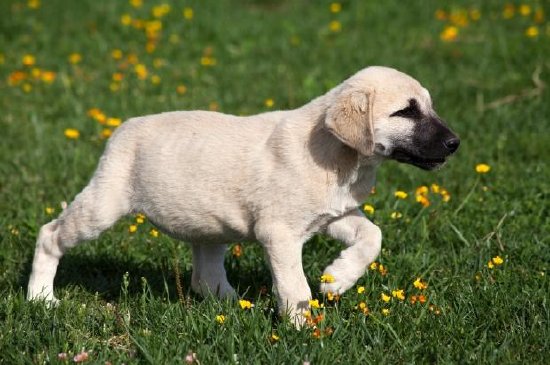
[320,209,382,295]
[257,224,311,327]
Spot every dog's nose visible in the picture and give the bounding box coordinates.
[443,137,460,153]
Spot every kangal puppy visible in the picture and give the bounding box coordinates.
[28,66,459,325]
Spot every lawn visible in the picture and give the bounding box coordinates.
[1,0,549,363]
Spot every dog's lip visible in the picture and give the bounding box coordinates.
[390,149,447,170]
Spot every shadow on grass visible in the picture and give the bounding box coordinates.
[19,251,274,303]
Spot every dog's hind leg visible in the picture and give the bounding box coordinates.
[190,244,236,299]
[28,139,134,302]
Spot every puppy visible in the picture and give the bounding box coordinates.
[28,66,459,325]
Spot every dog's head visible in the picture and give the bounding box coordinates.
[325,66,459,170]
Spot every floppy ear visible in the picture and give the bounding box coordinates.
[325,88,375,156]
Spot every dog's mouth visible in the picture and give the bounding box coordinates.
[390,149,447,170]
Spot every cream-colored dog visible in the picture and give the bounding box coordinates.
[28,66,459,324]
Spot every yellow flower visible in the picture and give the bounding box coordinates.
[121,14,132,26]
[135,64,148,79]
[27,0,40,9]
[430,184,440,193]
[264,98,274,108]
[45,207,55,215]
[449,10,468,27]
[270,333,280,342]
[320,274,335,283]
[357,286,365,294]
[150,229,159,237]
[525,26,539,38]
[381,308,390,316]
[492,256,504,265]
[363,204,375,215]
[394,190,408,199]
[390,211,402,219]
[369,262,378,270]
[239,299,253,309]
[100,129,112,139]
[183,7,194,20]
[309,299,320,308]
[434,9,447,21]
[416,194,430,207]
[136,216,145,224]
[68,53,82,64]
[22,54,36,67]
[151,75,161,85]
[106,118,122,127]
[378,264,388,276]
[130,0,142,8]
[475,163,491,174]
[440,26,459,42]
[413,278,428,290]
[111,49,123,60]
[152,4,171,18]
[330,2,341,13]
[487,260,494,269]
[358,301,369,314]
[176,85,187,95]
[329,20,342,32]
[503,4,515,19]
[200,56,217,67]
[392,289,405,301]
[441,191,451,203]
[380,293,391,302]
[22,83,32,93]
[534,8,544,23]
[112,73,124,82]
[416,185,429,196]
[129,224,138,233]
[64,128,80,139]
[519,4,531,16]
[41,71,56,83]
[215,314,225,324]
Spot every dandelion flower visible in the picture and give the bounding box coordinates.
[239,299,253,309]
[440,26,459,42]
[41,71,56,83]
[215,314,225,324]
[329,20,342,32]
[381,308,390,316]
[369,262,378,270]
[435,9,447,21]
[390,211,402,219]
[270,333,280,342]
[358,301,369,314]
[519,5,531,16]
[378,264,388,276]
[106,118,122,127]
[380,293,391,302]
[99,129,112,140]
[309,299,320,308]
[394,191,408,199]
[130,0,142,8]
[149,229,159,237]
[525,26,539,37]
[22,54,36,67]
[121,14,132,26]
[357,286,365,294]
[492,256,504,265]
[321,273,335,283]
[111,49,123,60]
[68,53,82,64]
[129,224,137,233]
[183,7,194,20]
[475,163,491,173]
[177,85,188,95]
[416,194,430,207]
[330,2,342,13]
[363,204,375,215]
[28,0,40,9]
[413,278,428,290]
[45,207,55,215]
[64,128,80,139]
[392,289,405,301]
[264,98,274,108]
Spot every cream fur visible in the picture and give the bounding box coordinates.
[28,66,436,326]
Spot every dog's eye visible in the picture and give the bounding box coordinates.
[390,99,422,120]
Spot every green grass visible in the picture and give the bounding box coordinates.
[1,0,549,363]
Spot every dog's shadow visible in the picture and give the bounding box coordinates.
[20,251,274,302]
